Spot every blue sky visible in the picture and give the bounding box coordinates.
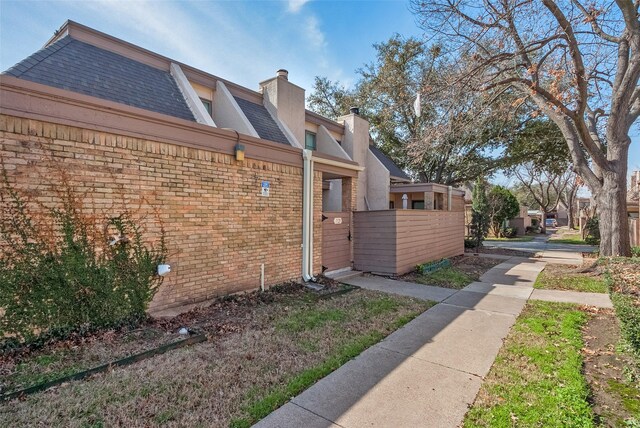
[0,0,638,181]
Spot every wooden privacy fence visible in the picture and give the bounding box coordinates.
[353,210,465,275]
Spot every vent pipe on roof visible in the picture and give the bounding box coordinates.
[350,107,360,115]
[277,69,289,80]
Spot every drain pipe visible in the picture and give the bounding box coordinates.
[302,149,316,282]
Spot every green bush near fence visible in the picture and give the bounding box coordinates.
[611,292,640,359]
[604,258,640,360]
[584,217,601,245]
[0,168,167,350]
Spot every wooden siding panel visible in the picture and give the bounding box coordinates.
[353,209,464,275]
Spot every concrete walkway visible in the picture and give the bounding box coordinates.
[484,233,594,265]
[255,252,611,428]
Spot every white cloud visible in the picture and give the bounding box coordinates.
[287,0,310,13]
[304,15,326,50]
[78,0,206,65]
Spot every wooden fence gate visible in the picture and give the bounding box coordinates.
[321,212,351,272]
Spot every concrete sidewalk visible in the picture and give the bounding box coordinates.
[255,256,541,428]
[255,252,610,428]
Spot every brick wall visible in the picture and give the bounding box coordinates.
[0,115,321,312]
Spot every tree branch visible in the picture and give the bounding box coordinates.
[572,0,622,43]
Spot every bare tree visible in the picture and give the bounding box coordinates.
[412,0,640,256]
[514,163,572,229]
[560,174,583,229]
[308,35,521,185]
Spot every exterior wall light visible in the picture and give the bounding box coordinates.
[157,264,171,276]
[235,143,245,161]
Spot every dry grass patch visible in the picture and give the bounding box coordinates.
[466,247,536,257]
[402,255,502,289]
[534,263,608,293]
[0,284,432,427]
[582,307,639,426]
[0,327,183,396]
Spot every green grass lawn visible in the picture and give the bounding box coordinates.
[485,236,534,242]
[548,231,589,245]
[534,264,607,293]
[464,301,594,427]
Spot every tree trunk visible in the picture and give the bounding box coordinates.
[568,202,575,229]
[594,141,631,256]
[567,185,577,229]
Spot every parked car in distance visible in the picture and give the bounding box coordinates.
[545,218,558,228]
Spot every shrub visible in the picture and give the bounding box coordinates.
[0,166,167,349]
[525,225,541,234]
[469,178,490,249]
[487,186,520,237]
[464,238,477,249]
[531,218,540,227]
[584,217,600,245]
[610,292,640,359]
[605,259,640,360]
[501,227,517,238]
[632,246,640,258]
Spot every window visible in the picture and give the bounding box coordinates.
[412,200,425,209]
[200,98,212,116]
[305,131,317,150]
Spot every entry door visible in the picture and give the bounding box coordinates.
[322,212,351,272]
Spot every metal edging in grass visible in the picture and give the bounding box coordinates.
[419,258,451,274]
[1,331,207,402]
[317,284,359,300]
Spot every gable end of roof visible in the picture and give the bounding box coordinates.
[369,145,410,181]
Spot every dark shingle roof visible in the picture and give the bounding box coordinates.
[369,145,410,181]
[3,36,195,122]
[233,96,291,146]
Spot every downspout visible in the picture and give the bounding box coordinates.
[302,149,315,282]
